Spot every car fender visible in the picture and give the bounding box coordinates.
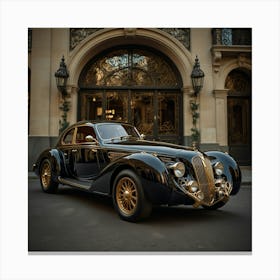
[205,151,242,195]
[33,148,65,182]
[116,152,174,204]
[93,152,173,204]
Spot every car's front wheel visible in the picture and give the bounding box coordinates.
[113,169,152,222]
[39,159,58,193]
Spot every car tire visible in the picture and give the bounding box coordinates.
[39,159,58,193]
[113,169,152,222]
[202,201,226,210]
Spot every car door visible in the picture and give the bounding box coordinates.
[73,125,104,178]
[59,127,77,178]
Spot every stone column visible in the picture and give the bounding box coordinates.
[213,89,229,146]
[67,85,79,125]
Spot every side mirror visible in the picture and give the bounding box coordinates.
[85,135,98,144]
[140,134,146,140]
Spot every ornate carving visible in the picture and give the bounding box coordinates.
[70,28,190,51]
[222,29,232,45]
[70,28,102,50]
[124,28,137,37]
[159,28,190,50]
[212,50,222,73]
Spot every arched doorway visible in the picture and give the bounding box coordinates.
[78,46,183,144]
[226,68,251,165]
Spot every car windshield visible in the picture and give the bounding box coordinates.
[96,123,140,141]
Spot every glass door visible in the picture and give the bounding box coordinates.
[158,91,181,143]
[80,89,182,144]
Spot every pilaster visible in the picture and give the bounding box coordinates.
[213,89,229,146]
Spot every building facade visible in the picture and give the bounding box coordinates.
[28,28,252,170]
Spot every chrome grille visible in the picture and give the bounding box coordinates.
[192,155,215,204]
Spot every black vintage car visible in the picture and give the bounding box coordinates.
[33,121,241,222]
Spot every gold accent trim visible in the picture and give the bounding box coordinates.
[116,177,138,215]
[191,155,215,205]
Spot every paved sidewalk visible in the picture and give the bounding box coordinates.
[28,166,252,184]
[240,166,252,185]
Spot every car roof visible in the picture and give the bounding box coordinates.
[65,120,132,131]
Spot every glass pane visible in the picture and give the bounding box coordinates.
[158,93,179,135]
[79,48,181,88]
[131,92,154,136]
[106,91,128,122]
[84,92,103,120]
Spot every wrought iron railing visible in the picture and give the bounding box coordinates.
[212,28,251,46]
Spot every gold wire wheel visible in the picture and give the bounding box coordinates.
[41,161,51,189]
[116,177,138,216]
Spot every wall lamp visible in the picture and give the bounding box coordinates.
[190,55,204,149]
[54,55,69,97]
[191,55,204,96]
[54,56,70,133]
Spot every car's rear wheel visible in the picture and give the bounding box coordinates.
[40,159,58,193]
[113,169,152,222]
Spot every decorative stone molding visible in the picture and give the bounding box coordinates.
[211,45,251,74]
[124,28,137,37]
[212,50,222,73]
[238,53,247,68]
[70,28,102,50]
[159,28,190,50]
[70,28,191,52]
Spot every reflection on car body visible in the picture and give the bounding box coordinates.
[33,121,241,222]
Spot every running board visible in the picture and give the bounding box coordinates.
[58,176,91,191]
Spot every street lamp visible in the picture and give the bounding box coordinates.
[54,55,69,96]
[190,55,204,149]
[191,55,204,96]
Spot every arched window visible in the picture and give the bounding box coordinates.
[79,48,181,88]
[78,46,183,144]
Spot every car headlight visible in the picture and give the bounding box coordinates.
[169,162,185,178]
[214,161,224,176]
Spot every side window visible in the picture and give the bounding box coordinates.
[75,126,96,143]
[62,128,74,144]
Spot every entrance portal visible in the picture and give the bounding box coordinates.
[226,68,251,165]
[78,46,183,144]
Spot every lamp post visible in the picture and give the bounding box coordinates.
[190,55,204,149]
[55,56,70,134]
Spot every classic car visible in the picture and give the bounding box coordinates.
[33,121,241,222]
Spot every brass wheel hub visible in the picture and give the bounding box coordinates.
[116,177,138,215]
[41,162,51,188]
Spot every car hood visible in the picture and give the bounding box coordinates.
[103,139,201,161]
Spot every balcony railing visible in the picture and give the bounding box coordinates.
[212,28,251,46]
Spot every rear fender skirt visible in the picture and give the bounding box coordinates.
[205,151,242,195]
